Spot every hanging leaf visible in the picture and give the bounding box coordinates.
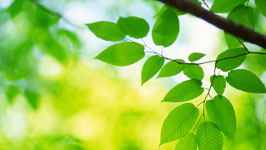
[226,69,266,93]
[210,75,226,95]
[86,21,126,41]
[196,122,223,150]
[206,96,236,139]
[160,103,199,145]
[117,16,149,39]
[183,65,204,80]
[255,0,266,18]
[141,55,164,85]
[152,7,179,47]
[95,42,145,66]
[216,48,247,72]
[188,52,206,62]
[211,0,247,13]
[225,5,255,48]
[157,59,185,78]
[24,89,40,109]
[162,79,204,102]
[5,85,20,104]
[175,133,197,150]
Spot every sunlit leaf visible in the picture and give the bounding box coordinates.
[211,0,247,13]
[162,79,204,102]
[95,42,145,66]
[141,55,164,85]
[206,96,236,139]
[188,52,206,62]
[175,133,197,150]
[160,103,199,145]
[183,65,204,80]
[216,48,247,72]
[117,16,149,38]
[210,75,226,95]
[152,7,179,47]
[87,21,126,41]
[157,59,185,78]
[225,5,255,48]
[226,69,266,93]
[197,122,223,150]
[255,0,266,18]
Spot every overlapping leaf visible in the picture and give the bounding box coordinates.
[175,133,197,150]
[160,103,199,145]
[211,0,247,13]
[255,0,266,18]
[206,96,236,139]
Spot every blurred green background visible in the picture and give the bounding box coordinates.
[0,0,265,150]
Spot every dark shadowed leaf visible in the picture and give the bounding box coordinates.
[206,96,236,139]
[183,65,204,80]
[5,85,20,104]
[175,133,197,150]
[196,122,223,150]
[95,42,145,66]
[216,48,247,72]
[152,7,179,47]
[24,89,40,109]
[141,55,164,85]
[157,59,185,78]
[210,75,226,95]
[87,21,126,41]
[226,69,266,93]
[160,103,199,145]
[188,52,206,62]
[211,0,247,13]
[117,16,149,38]
[162,79,204,102]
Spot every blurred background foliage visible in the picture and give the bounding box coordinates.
[0,0,265,150]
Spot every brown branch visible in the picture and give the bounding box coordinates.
[159,0,266,49]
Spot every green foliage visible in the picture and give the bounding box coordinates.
[226,69,266,93]
[157,59,185,78]
[5,85,20,104]
[196,122,223,150]
[162,79,204,102]
[183,65,204,80]
[141,55,164,85]
[211,0,247,13]
[117,16,149,39]
[188,52,206,62]
[210,75,226,95]
[95,42,145,66]
[24,89,40,109]
[160,103,199,145]
[255,0,266,18]
[216,48,246,72]
[87,21,126,41]
[225,5,255,48]
[206,96,236,139]
[152,7,179,47]
[175,133,197,150]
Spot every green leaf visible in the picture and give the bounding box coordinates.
[175,133,197,150]
[5,85,20,104]
[183,65,204,80]
[152,7,179,47]
[141,55,164,85]
[86,21,126,41]
[216,48,247,72]
[95,42,145,66]
[206,96,236,139]
[210,75,226,95]
[226,69,266,93]
[255,0,266,18]
[160,103,199,145]
[196,122,223,150]
[211,0,247,13]
[24,89,40,109]
[162,79,204,102]
[225,5,255,48]
[188,53,206,62]
[157,59,185,78]
[117,16,149,39]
